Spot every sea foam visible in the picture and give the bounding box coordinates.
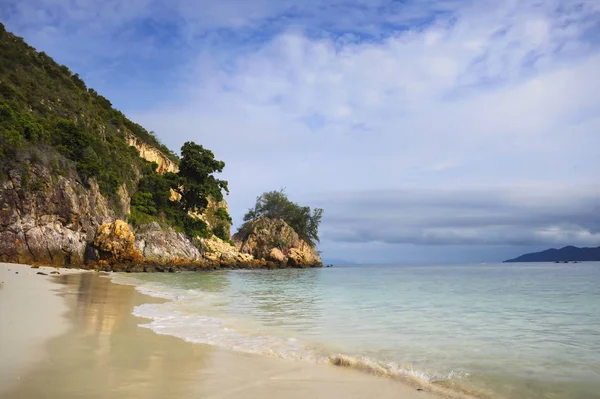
[110,273,474,398]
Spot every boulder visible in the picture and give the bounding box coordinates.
[134,222,202,264]
[198,235,255,266]
[93,220,142,263]
[268,248,288,264]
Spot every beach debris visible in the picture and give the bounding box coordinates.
[50,271,60,275]
[37,272,48,276]
[417,388,423,391]
[15,272,18,274]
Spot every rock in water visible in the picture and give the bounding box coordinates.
[233,217,322,267]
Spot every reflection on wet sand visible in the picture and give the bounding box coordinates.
[5,273,212,399]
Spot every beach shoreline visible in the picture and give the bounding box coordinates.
[0,262,441,399]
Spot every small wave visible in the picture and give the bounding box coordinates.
[328,354,442,382]
[326,354,491,399]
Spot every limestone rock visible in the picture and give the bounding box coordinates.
[198,236,255,266]
[233,217,322,267]
[134,222,202,264]
[125,133,178,175]
[268,248,288,264]
[0,164,114,266]
[93,220,142,263]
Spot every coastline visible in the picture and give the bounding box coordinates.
[1,263,440,399]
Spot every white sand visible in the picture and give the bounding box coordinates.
[0,265,444,399]
[0,263,86,395]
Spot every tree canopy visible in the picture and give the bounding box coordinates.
[243,190,323,247]
[173,142,229,214]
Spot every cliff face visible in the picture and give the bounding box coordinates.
[0,164,117,265]
[125,133,178,175]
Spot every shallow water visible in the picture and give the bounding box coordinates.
[112,262,600,399]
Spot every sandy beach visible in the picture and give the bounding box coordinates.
[0,263,439,399]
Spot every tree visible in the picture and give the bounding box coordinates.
[243,189,323,247]
[174,141,229,213]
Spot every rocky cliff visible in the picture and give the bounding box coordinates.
[0,163,118,266]
[0,162,321,270]
[0,24,322,271]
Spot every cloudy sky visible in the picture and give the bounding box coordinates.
[2,0,599,263]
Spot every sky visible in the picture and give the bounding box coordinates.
[2,0,600,263]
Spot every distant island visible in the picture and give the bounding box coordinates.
[504,246,600,263]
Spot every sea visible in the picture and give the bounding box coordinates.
[111,262,600,399]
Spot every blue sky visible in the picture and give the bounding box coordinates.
[2,0,600,263]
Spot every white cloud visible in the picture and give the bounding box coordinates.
[135,0,600,197]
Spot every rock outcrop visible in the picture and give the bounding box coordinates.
[125,133,178,175]
[0,164,115,266]
[0,162,321,270]
[134,222,202,264]
[93,220,142,263]
[198,235,255,266]
[233,217,322,267]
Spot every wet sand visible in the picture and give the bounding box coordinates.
[0,263,439,399]
[0,263,86,395]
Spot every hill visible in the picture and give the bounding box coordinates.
[504,246,600,263]
[0,22,321,270]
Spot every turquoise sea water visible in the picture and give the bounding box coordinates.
[112,263,600,399]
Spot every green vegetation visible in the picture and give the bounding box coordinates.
[128,142,229,240]
[213,207,233,241]
[243,190,323,247]
[172,142,229,213]
[0,23,229,242]
[0,22,177,198]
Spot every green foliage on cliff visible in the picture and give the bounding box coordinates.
[243,190,324,247]
[129,169,212,239]
[213,207,233,241]
[128,142,230,240]
[0,22,178,198]
[173,142,229,213]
